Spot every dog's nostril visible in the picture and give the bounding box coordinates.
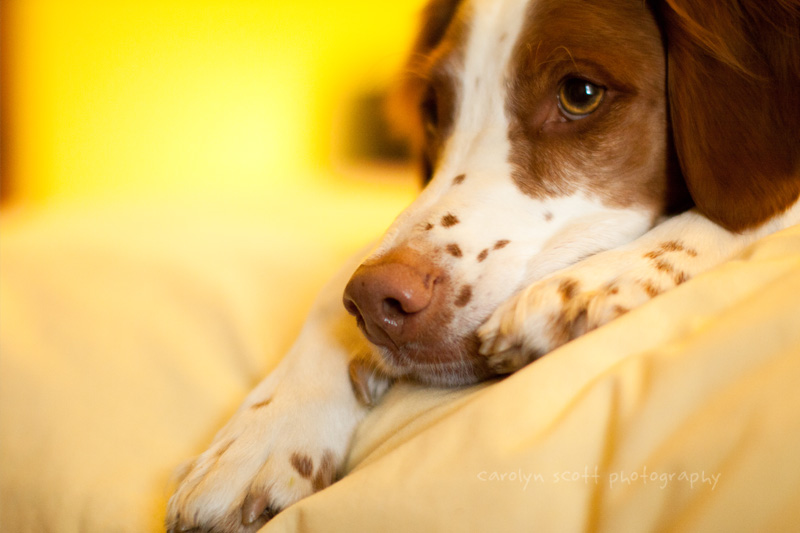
[382,297,407,318]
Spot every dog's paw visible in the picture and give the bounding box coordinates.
[166,394,346,533]
[478,241,698,373]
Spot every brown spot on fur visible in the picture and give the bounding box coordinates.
[558,279,579,302]
[312,450,337,491]
[453,173,466,185]
[661,240,698,258]
[455,285,472,307]
[673,270,688,285]
[654,259,675,275]
[477,249,489,262]
[613,305,630,317]
[493,240,510,250]
[646,241,699,261]
[641,281,661,298]
[250,398,272,410]
[544,212,553,222]
[424,222,434,231]
[441,213,460,227]
[290,453,314,479]
[661,240,684,253]
[446,243,463,257]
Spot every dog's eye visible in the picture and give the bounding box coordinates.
[420,86,439,136]
[557,78,605,119]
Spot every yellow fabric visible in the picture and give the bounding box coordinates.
[1,183,799,532]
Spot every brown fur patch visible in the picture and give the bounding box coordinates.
[654,259,675,275]
[312,450,337,491]
[455,285,472,307]
[453,173,466,185]
[645,240,699,262]
[441,213,460,227]
[544,212,553,222]
[250,398,272,410]
[613,305,630,318]
[673,270,688,285]
[290,453,314,479]
[493,239,510,250]
[641,281,661,298]
[661,240,684,253]
[558,279,579,302]
[506,0,679,212]
[446,243,463,257]
[477,249,489,262]
[424,222,434,231]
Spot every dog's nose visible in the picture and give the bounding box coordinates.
[343,250,442,351]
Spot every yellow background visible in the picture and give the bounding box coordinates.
[2,0,425,205]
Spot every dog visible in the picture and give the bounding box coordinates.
[166,0,800,531]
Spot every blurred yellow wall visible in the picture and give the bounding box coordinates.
[1,0,425,205]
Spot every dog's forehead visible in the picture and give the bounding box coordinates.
[457,0,530,90]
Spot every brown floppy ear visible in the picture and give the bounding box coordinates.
[386,0,464,181]
[656,0,800,232]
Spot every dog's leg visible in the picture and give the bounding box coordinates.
[166,254,389,533]
[478,205,800,373]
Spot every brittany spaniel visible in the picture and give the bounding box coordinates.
[167,0,800,530]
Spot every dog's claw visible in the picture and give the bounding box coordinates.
[242,493,272,525]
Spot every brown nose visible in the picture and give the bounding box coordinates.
[343,249,442,352]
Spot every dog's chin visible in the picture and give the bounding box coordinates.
[367,333,495,387]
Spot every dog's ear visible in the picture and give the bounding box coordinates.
[412,0,465,56]
[387,0,464,181]
[656,0,800,231]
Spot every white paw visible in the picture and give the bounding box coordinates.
[478,240,698,373]
[166,392,350,533]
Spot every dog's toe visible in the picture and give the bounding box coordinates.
[478,255,678,374]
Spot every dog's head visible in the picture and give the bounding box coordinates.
[343,0,800,386]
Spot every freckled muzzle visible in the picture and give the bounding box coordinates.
[342,246,492,385]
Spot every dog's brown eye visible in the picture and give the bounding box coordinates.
[558,78,605,119]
